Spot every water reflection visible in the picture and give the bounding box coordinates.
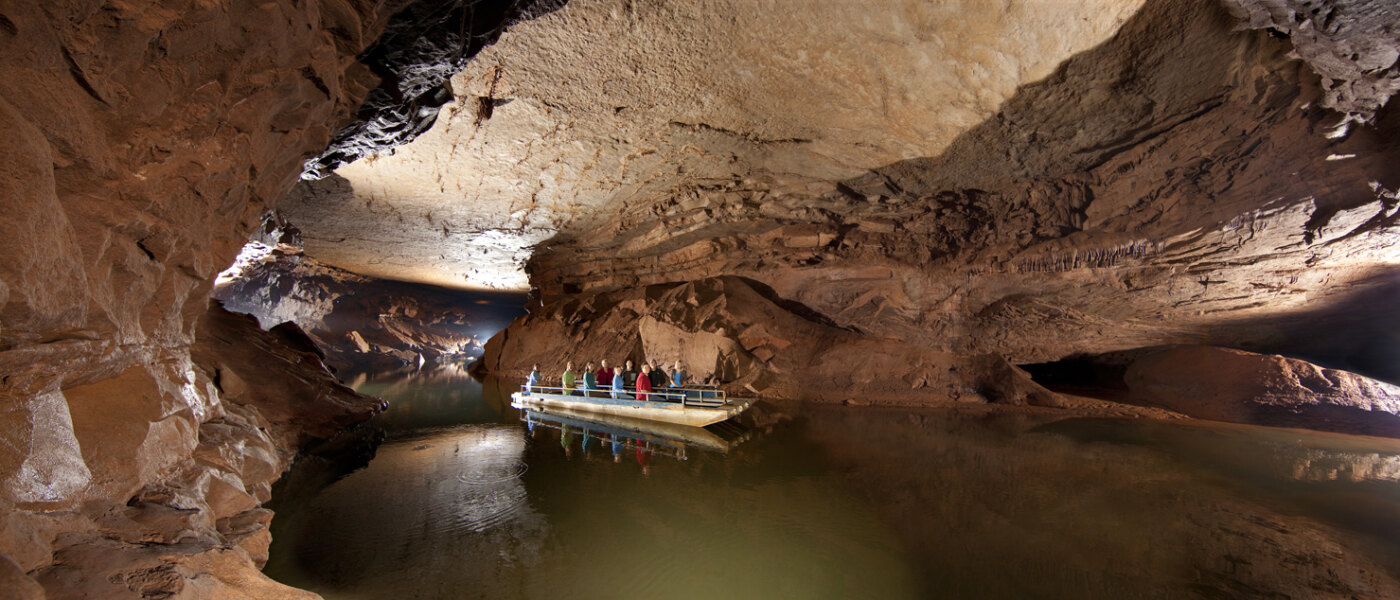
[518,405,756,468]
[267,370,1400,599]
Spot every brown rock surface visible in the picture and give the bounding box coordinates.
[473,0,1400,419]
[2,301,381,598]
[211,219,525,372]
[283,0,1148,290]
[481,275,1173,419]
[0,0,397,594]
[1122,346,1400,437]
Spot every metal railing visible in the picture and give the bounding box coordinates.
[518,383,728,407]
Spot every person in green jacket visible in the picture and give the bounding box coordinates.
[561,361,576,395]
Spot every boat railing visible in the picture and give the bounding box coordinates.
[519,383,729,407]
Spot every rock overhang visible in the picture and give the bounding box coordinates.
[282,0,1150,291]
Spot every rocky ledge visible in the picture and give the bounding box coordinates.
[6,302,381,598]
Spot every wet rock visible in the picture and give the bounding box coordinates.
[1123,346,1400,437]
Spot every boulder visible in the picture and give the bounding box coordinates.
[1124,346,1400,437]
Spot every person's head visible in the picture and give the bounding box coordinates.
[625,359,634,369]
[673,361,682,370]
[641,364,650,374]
[566,361,573,370]
[531,363,539,372]
[649,358,658,367]
[601,359,609,368]
[585,362,594,371]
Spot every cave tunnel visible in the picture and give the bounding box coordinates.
[4,0,1400,597]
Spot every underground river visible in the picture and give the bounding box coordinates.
[263,366,1400,599]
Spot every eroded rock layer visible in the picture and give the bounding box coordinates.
[17,302,381,598]
[213,217,526,372]
[478,0,1400,436]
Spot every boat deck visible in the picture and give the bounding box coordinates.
[510,384,750,427]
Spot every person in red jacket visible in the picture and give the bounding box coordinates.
[636,364,654,401]
[597,359,613,389]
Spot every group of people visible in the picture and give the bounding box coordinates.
[526,358,689,402]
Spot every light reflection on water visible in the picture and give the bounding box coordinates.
[265,367,1400,599]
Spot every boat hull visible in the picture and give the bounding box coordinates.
[510,391,748,427]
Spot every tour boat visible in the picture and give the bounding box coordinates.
[509,384,751,427]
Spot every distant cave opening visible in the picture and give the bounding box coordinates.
[1018,355,1131,401]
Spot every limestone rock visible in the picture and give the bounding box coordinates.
[1123,346,1400,437]
[283,0,1148,290]
[302,0,569,179]
[482,276,1098,409]
[213,232,525,372]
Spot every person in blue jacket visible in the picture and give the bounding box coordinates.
[526,364,542,394]
[611,367,628,400]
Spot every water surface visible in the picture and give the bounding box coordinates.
[266,366,1400,599]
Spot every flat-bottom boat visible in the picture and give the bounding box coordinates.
[509,384,751,427]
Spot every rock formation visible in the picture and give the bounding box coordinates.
[469,0,1400,435]
[2,0,1399,594]
[1121,346,1400,437]
[18,302,382,598]
[0,0,541,595]
[213,215,526,373]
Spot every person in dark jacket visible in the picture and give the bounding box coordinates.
[622,360,638,388]
[648,358,667,389]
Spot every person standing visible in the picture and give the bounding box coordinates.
[648,359,667,389]
[671,361,687,388]
[622,360,638,388]
[637,364,654,401]
[598,360,613,389]
[562,361,576,395]
[611,367,627,400]
[583,362,598,397]
[526,364,542,394]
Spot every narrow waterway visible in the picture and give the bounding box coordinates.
[265,366,1400,599]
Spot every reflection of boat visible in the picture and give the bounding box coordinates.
[516,404,755,461]
[509,385,751,427]
[513,402,752,454]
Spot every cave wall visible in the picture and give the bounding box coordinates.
[0,0,396,595]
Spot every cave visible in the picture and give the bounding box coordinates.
[3,0,1400,597]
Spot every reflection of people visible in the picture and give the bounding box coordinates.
[612,435,625,463]
[611,368,627,399]
[637,364,653,401]
[561,428,574,458]
[636,440,652,476]
[581,428,594,455]
[583,363,598,397]
[562,362,576,395]
[526,364,542,394]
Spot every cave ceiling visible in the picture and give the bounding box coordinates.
[282,0,1148,290]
